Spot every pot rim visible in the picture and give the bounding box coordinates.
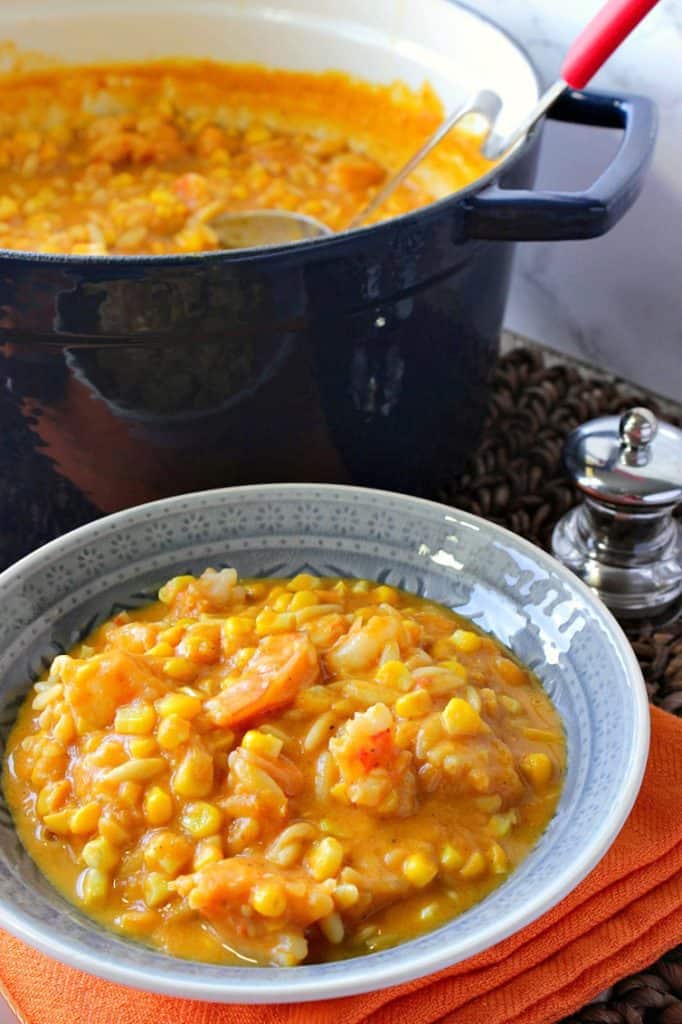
[0,0,542,267]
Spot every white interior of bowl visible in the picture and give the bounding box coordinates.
[0,486,649,1003]
[0,0,539,137]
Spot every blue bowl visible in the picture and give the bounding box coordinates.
[0,484,649,1002]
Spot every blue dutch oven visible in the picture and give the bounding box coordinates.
[0,0,656,566]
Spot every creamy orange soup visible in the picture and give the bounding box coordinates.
[0,59,492,254]
[4,570,565,966]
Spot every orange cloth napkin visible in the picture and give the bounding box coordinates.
[2,706,682,1024]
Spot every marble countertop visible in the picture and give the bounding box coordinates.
[468,0,681,401]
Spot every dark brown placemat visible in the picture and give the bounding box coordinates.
[442,345,682,1024]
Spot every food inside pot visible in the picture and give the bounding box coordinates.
[4,569,565,966]
[0,59,492,255]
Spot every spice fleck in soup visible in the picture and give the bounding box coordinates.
[0,58,493,254]
[3,570,565,966]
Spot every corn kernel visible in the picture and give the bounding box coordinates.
[181,801,223,838]
[500,694,522,714]
[193,835,223,870]
[144,786,173,826]
[144,872,170,908]
[307,837,344,881]
[272,592,292,611]
[334,883,360,909]
[82,836,120,871]
[287,573,319,592]
[163,657,199,683]
[172,745,213,798]
[157,692,202,719]
[119,781,143,808]
[460,850,487,879]
[159,623,186,647]
[179,627,221,665]
[402,852,438,888]
[495,657,527,686]
[451,629,482,654]
[520,752,553,789]
[129,736,158,758]
[158,575,195,604]
[488,842,509,874]
[43,808,73,834]
[440,844,465,871]
[79,867,109,907]
[488,810,518,837]
[320,911,344,944]
[37,779,70,816]
[116,909,160,935]
[373,585,399,605]
[395,688,432,718]
[69,801,101,835]
[146,641,174,658]
[289,591,318,611]
[250,880,287,918]
[242,730,283,758]
[431,638,456,660]
[222,616,253,640]
[351,580,370,593]
[157,714,191,750]
[376,660,412,690]
[0,195,18,219]
[114,703,156,735]
[98,815,130,846]
[475,794,503,813]
[522,727,561,743]
[441,697,486,737]
[439,659,469,681]
[255,609,295,635]
[144,830,193,876]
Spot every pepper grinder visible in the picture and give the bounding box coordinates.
[552,406,682,619]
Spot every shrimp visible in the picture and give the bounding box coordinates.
[325,615,402,676]
[60,650,158,732]
[205,633,320,728]
[329,703,417,816]
[172,855,334,965]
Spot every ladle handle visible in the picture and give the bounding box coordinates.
[562,0,661,89]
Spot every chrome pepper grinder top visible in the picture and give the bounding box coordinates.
[552,406,682,619]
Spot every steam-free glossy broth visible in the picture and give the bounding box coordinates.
[4,570,565,966]
[0,59,493,254]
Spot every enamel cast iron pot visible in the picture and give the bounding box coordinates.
[0,0,656,565]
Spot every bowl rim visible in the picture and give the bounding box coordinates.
[0,483,650,1003]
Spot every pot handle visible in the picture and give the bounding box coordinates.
[465,90,657,241]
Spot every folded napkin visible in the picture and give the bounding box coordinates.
[2,706,681,1024]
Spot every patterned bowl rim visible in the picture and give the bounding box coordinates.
[0,483,650,1003]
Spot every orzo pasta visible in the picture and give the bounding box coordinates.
[0,59,493,255]
[3,570,565,966]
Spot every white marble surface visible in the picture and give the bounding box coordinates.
[467,0,682,400]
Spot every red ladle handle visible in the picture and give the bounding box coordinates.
[562,0,661,90]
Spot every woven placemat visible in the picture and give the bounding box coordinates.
[441,345,682,1024]
[1,343,681,1021]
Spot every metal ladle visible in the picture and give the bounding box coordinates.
[209,89,501,249]
[209,0,660,251]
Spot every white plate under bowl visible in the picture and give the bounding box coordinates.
[0,485,649,1002]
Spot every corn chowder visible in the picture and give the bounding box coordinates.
[4,570,565,966]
